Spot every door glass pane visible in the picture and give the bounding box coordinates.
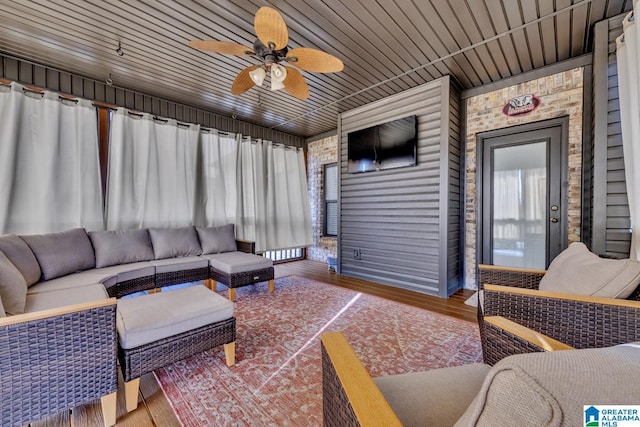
[492,141,547,269]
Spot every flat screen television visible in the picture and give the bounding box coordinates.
[347,115,417,173]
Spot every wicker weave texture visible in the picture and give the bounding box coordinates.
[483,289,640,350]
[236,240,255,254]
[481,321,547,365]
[478,267,544,290]
[0,304,118,427]
[321,344,360,427]
[106,275,155,298]
[155,267,209,288]
[119,317,236,382]
[210,266,275,289]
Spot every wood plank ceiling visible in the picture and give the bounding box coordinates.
[0,0,632,138]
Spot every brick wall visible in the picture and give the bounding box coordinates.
[307,135,338,262]
[465,68,584,289]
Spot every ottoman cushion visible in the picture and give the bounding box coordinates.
[117,285,234,349]
[203,251,273,274]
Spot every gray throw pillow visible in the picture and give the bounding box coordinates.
[149,226,202,259]
[196,224,237,254]
[89,229,155,268]
[539,242,640,298]
[0,294,6,318]
[0,251,28,314]
[21,228,96,281]
[0,234,42,286]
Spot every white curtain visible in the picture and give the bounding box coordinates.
[616,1,640,259]
[235,136,268,250]
[0,82,103,234]
[106,108,200,229]
[198,134,312,252]
[493,168,546,241]
[194,130,239,227]
[265,144,313,250]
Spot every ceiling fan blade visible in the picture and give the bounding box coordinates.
[282,66,309,100]
[231,65,260,95]
[188,40,253,55]
[287,47,344,73]
[254,6,288,51]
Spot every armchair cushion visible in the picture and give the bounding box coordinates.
[0,234,41,286]
[539,242,640,298]
[0,251,28,314]
[149,226,202,259]
[375,363,490,427]
[456,343,640,426]
[21,228,96,281]
[89,229,155,268]
[196,224,237,254]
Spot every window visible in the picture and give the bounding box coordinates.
[263,248,304,262]
[324,163,338,236]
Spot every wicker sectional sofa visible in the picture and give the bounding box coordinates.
[0,224,273,427]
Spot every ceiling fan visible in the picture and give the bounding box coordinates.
[189,6,344,100]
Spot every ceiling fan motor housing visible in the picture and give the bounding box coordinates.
[253,39,288,64]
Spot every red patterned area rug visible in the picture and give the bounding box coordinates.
[154,276,482,426]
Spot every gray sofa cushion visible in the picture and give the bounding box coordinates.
[89,229,154,268]
[149,226,202,259]
[21,228,96,281]
[116,285,234,349]
[0,251,28,314]
[375,363,491,427]
[151,256,208,274]
[203,251,273,274]
[196,224,237,254]
[0,234,41,286]
[27,271,116,294]
[539,242,640,298]
[92,262,155,283]
[24,283,108,313]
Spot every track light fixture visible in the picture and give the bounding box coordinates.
[116,42,124,57]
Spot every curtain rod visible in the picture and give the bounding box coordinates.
[2,78,219,131]
[1,78,112,107]
[0,78,285,144]
[201,128,232,135]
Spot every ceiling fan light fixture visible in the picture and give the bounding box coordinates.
[270,63,287,91]
[189,6,343,99]
[249,67,266,86]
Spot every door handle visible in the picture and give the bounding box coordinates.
[550,218,558,223]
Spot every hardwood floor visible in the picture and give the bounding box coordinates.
[31,260,478,427]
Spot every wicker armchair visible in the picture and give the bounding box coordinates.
[477,264,640,365]
[0,298,118,427]
[321,330,640,426]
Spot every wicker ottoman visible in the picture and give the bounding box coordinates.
[116,285,236,413]
[202,251,275,301]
